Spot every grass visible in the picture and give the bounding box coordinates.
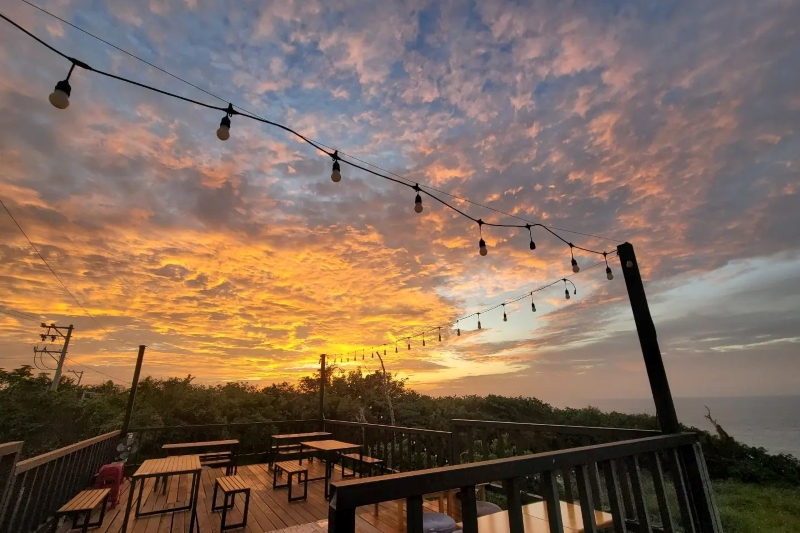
[715,481,800,533]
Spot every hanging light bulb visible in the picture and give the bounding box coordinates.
[438,327,442,342]
[565,289,571,300]
[477,313,482,330]
[414,185,423,213]
[569,244,580,273]
[603,252,614,280]
[48,63,77,110]
[422,334,426,347]
[362,352,365,360]
[407,338,411,350]
[372,351,375,358]
[531,300,536,312]
[331,151,342,182]
[478,220,488,256]
[503,303,508,322]
[216,103,234,141]
[384,348,386,356]
[563,278,577,299]
[527,224,536,250]
[456,320,461,336]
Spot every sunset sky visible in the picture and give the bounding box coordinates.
[0,0,798,404]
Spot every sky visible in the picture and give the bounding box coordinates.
[0,0,798,405]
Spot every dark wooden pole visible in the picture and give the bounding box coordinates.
[120,345,146,437]
[319,354,327,429]
[617,242,680,434]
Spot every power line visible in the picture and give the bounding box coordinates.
[0,197,132,347]
[0,308,41,322]
[65,356,127,384]
[1,11,619,260]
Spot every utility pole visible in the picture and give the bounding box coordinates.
[120,345,146,437]
[67,369,83,386]
[319,354,326,428]
[33,323,74,391]
[617,242,680,433]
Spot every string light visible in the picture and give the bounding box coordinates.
[216,103,234,141]
[477,220,488,256]
[570,244,580,273]
[331,151,342,182]
[502,303,507,322]
[477,312,482,330]
[407,338,411,350]
[0,13,625,272]
[531,293,536,312]
[604,252,614,280]
[527,224,536,250]
[456,320,461,336]
[438,327,442,342]
[563,278,577,300]
[48,62,77,109]
[422,333,425,347]
[395,342,398,353]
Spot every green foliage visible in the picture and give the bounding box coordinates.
[1,364,798,488]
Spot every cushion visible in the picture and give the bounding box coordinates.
[476,501,503,517]
[422,512,458,533]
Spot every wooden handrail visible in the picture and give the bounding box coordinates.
[330,433,696,508]
[128,418,319,432]
[451,419,661,438]
[0,442,23,456]
[15,430,120,473]
[324,419,452,437]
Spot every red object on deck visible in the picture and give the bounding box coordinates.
[94,462,124,508]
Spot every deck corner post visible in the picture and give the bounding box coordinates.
[328,490,356,533]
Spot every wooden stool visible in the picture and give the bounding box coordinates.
[273,461,309,502]
[340,453,384,478]
[50,488,110,533]
[212,475,251,531]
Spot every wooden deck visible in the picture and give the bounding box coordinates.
[53,462,439,533]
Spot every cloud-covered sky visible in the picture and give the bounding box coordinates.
[0,0,798,403]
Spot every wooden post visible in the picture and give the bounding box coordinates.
[120,345,146,437]
[319,354,327,430]
[617,242,680,434]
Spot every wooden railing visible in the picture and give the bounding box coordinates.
[451,419,661,463]
[127,418,319,467]
[0,431,120,533]
[324,420,454,472]
[0,441,23,526]
[329,433,723,533]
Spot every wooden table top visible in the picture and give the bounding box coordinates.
[458,501,613,533]
[273,431,331,440]
[133,455,202,478]
[162,439,239,450]
[300,439,361,452]
[522,501,613,530]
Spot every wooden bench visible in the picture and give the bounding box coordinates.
[272,461,309,502]
[50,488,110,533]
[340,452,383,478]
[212,475,251,531]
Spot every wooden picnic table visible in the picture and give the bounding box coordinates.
[300,439,361,499]
[269,431,331,465]
[119,455,202,533]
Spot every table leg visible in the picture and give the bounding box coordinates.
[188,471,200,533]
[120,476,136,533]
[324,451,332,499]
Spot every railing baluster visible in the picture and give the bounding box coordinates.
[398,432,405,472]
[649,452,675,533]
[667,448,697,533]
[589,461,604,511]
[563,466,575,502]
[601,459,626,533]
[625,455,653,533]
[27,461,52,529]
[680,444,724,533]
[406,494,423,533]
[574,464,598,533]
[541,470,564,533]
[18,465,43,531]
[618,459,637,522]
[503,477,525,533]
[460,484,478,533]
[4,471,27,532]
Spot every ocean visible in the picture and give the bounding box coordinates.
[580,395,800,458]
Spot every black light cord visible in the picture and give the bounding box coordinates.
[1,11,616,259]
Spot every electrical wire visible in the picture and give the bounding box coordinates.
[0,11,619,259]
[0,197,133,347]
[0,308,41,322]
[64,356,127,384]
